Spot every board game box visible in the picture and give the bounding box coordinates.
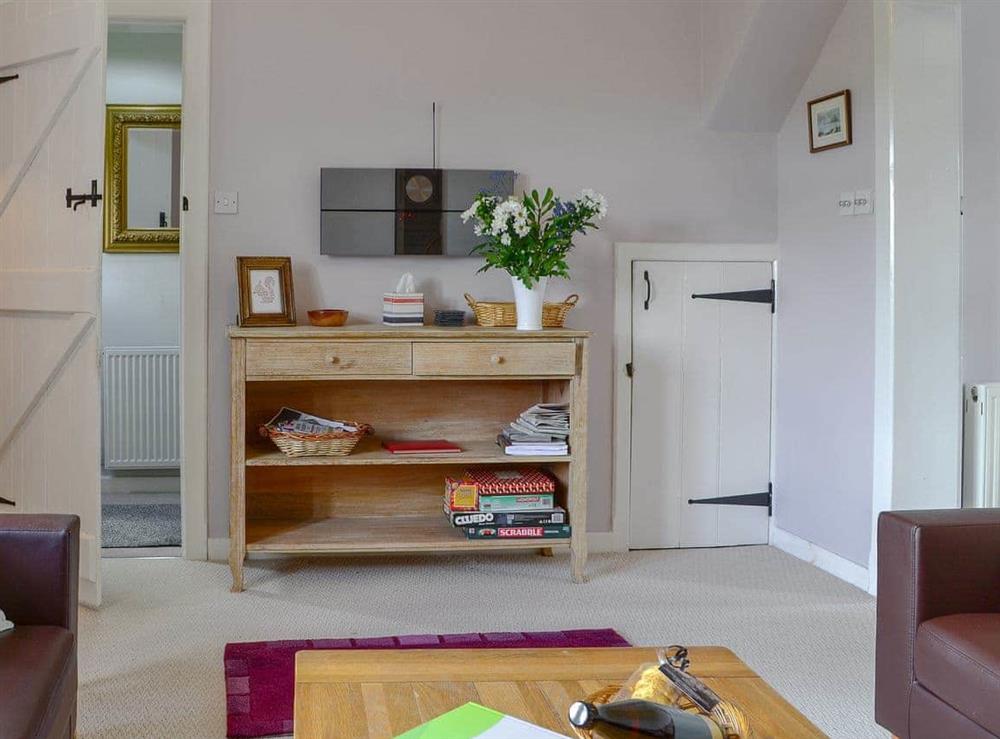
[446,508,567,527]
[475,494,555,512]
[463,525,571,539]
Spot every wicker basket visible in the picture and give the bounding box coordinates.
[464,293,579,328]
[259,421,373,458]
[569,683,749,739]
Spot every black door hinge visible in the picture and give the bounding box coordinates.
[66,179,102,210]
[692,279,775,314]
[182,195,189,211]
[626,362,633,378]
[689,482,772,516]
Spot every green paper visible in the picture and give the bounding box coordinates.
[395,703,503,739]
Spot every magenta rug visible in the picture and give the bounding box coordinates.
[224,628,630,737]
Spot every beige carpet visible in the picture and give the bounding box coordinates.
[78,546,883,738]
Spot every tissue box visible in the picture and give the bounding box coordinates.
[383,292,424,325]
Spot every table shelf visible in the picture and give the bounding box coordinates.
[246,437,572,467]
[229,326,588,592]
[246,515,571,554]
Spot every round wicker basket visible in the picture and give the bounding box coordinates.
[259,422,373,457]
[464,293,579,328]
[569,684,750,739]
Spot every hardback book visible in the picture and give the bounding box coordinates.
[446,508,567,527]
[464,524,571,539]
[396,702,566,739]
[384,439,462,454]
[464,467,556,495]
[475,494,555,512]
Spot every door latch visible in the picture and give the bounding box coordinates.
[66,179,102,210]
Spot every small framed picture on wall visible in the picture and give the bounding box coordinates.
[808,89,852,153]
[236,256,296,326]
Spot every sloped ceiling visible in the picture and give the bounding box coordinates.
[703,0,847,133]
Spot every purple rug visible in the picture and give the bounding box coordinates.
[224,628,630,737]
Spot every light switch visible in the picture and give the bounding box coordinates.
[214,191,238,214]
[854,189,873,215]
[839,192,854,217]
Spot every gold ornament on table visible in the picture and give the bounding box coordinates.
[569,646,750,739]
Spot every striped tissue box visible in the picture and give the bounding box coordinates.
[383,292,424,325]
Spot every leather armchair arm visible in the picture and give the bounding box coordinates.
[875,509,1000,737]
[0,514,79,636]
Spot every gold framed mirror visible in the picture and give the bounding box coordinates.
[104,104,182,253]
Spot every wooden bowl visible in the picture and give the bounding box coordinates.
[307,309,349,327]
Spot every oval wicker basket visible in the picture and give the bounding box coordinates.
[259,421,373,457]
[464,293,579,328]
[570,683,749,739]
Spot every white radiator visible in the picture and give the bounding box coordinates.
[102,347,180,469]
[963,383,1000,508]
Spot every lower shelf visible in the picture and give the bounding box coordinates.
[245,515,572,554]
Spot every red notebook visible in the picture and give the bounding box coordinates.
[382,439,463,455]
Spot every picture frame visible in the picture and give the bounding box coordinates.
[104,104,182,253]
[236,256,296,327]
[808,89,852,153]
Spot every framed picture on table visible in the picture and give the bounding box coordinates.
[808,89,852,153]
[236,256,296,327]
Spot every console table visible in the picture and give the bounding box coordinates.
[228,325,589,591]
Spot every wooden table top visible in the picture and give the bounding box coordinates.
[293,646,824,739]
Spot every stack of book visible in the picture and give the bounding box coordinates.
[497,403,570,456]
[443,467,571,539]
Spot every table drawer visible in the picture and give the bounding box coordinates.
[412,341,576,376]
[245,341,412,376]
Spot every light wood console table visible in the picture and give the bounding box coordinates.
[228,325,589,591]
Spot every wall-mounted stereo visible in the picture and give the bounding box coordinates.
[320,168,515,257]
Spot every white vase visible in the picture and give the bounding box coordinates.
[511,275,548,331]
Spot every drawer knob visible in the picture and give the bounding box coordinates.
[329,356,340,365]
[490,354,504,365]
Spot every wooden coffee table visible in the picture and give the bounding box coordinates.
[293,646,824,738]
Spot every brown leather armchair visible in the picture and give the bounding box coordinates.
[0,515,79,739]
[876,509,1000,739]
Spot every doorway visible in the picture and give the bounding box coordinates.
[100,22,183,556]
[612,244,777,551]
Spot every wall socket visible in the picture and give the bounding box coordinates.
[214,191,238,214]
[838,189,873,216]
[853,189,873,215]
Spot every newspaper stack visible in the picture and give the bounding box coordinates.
[265,407,358,435]
[497,403,569,456]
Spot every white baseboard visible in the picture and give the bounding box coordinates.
[101,473,180,494]
[208,537,229,562]
[208,533,622,562]
[769,522,871,592]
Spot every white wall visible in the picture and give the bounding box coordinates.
[961,0,1000,384]
[207,0,779,540]
[102,25,181,349]
[774,0,875,567]
[107,27,182,105]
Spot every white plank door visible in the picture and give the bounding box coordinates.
[629,260,772,549]
[0,0,106,606]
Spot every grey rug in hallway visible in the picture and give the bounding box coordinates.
[102,503,181,548]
